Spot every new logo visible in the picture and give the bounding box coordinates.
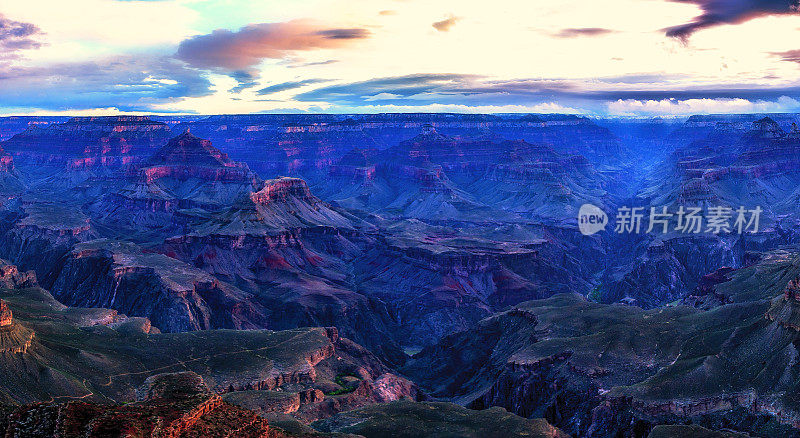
[578,204,608,236]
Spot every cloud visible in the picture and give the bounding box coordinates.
[333,102,585,114]
[287,59,339,68]
[554,27,614,38]
[607,95,800,115]
[290,72,800,114]
[314,28,370,39]
[256,79,331,95]
[432,16,459,32]
[294,74,575,107]
[228,70,259,93]
[772,49,800,63]
[175,20,371,71]
[0,14,43,58]
[0,55,212,112]
[578,85,800,101]
[665,0,800,39]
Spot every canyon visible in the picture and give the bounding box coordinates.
[0,112,798,437]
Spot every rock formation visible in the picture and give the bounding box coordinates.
[1,115,172,170]
[94,131,260,230]
[0,300,11,327]
[0,372,276,437]
[406,251,800,437]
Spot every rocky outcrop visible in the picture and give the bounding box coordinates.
[155,176,410,361]
[0,147,13,174]
[98,131,260,222]
[0,300,10,327]
[405,253,800,438]
[0,206,94,288]
[0,285,410,420]
[250,177,314,203]
[0,260,36,290]
[0,372,278,438]
[48,240,267,333]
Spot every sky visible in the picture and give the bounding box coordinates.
[1,0,800,116]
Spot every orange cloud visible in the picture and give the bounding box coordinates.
[432,16,459,32]
[176,19,370,70]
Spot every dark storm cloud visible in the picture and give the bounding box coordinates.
[554,28,614,38]
[256,79,331,95]
[0,56,212,112]
[175,20,371,71]
[432,17,459,32]
[0,14,43,57]
[665,0,800,39]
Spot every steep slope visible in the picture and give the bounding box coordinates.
[1,116,172,170]
[160,177,403,362]
[319,125,610,223]
[0,144,23,202]
[405,249,800,437]
[93,131,261,232]
[0,279,417,422]
[48,239,267,332]
[104,131,258,208]
[602,116,800,307]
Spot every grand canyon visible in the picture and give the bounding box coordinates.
[5,0,800,435]
[0,112,798,437]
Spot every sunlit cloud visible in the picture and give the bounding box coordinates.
[607,95,800,115]
[432,16,459,32]
[175,20,371,71]
[1,0,800,115]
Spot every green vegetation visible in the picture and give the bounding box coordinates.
[324,373,360,396]
[587,282,603,302]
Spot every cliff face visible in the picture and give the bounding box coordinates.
[405,252,800,437]
[1,116,173,170]
[607,115,800,309]
[107,131,259,210]
[0,147,13,174]
[316,126,610,223]
[0,283,417,425]
[0,205,95,288]
[0,300,10,327]
[48,240,267,333]
[0,260,37,290]
[155,174,599,354]
[92,131,261,230]
[0,144,23,200]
